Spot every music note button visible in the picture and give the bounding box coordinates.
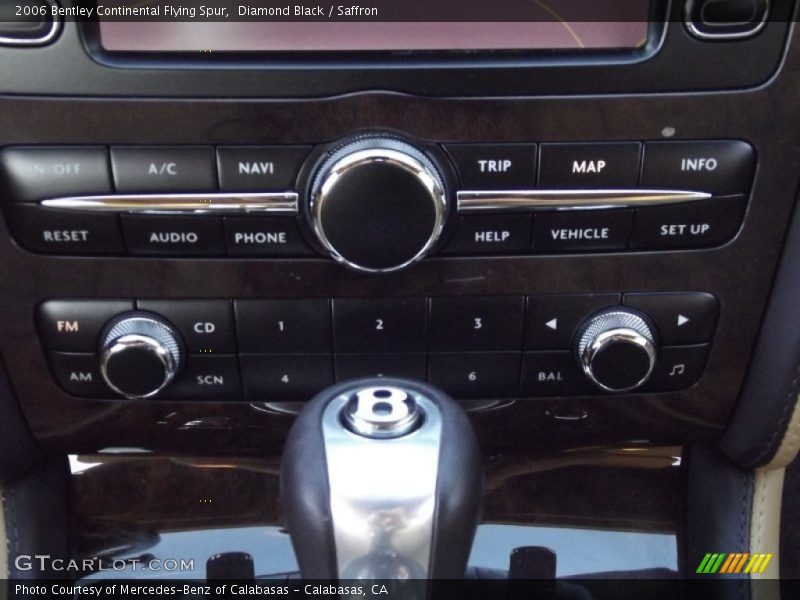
[649,345,710,392]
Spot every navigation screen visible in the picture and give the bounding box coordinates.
[96,1,650,52]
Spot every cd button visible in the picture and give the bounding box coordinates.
[630,195,746,249]
[111,146,216,193]
[441,214,532,255]
[216,146,311,191]
[532,209,633,252]
[538,142,641,188]
[137,299,236,353]
[444,143,537,189]
[121,214,225,255]
[0,146,112,202]
[223,217,314,257]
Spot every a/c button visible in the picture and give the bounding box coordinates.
[442,214,532,255]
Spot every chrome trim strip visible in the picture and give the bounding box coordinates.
[0,0,62,46]
[457,189,712,212]
[684,0,769,41]
[41,192,299,215]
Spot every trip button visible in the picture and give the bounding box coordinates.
[168,355,242,400]
[641,141,755,195]
[0,146,112,202]
[49,352,109,398]
[137,300,236,353]
[428,352,520,398]
[538,143,641,188]
[648,344,710,391]
[520,351,592,397]
[333,298,427,353]
[429,296,524,351]
[5,204,125,254]
[111,146,216,193]
[121,214,225,256]
[37,299,134,352]
[525,294,620,350]
[241,354,334,400]
[442,214,532,255]
[444,144,537,189]
[216,146,310,191]
[630,195,746,249]
[532,209,633,252]
[623,292,719,345]
[235,299,332,353]
[223,217,314,257]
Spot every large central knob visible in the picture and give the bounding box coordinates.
[308,137,448,273]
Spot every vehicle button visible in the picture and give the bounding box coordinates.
[333,298,427,353]
[429,296,524,351]
[48,352,109,398]
[538,143,641,188]
[111,146,216,193]
[37,299,134,351]
[0,146,112,202]
[630,195,746,249]
[121,214,225,256]
[335,353,427,381]
[216,146,311,191]
[167,355,242,400]
[137,300,236,353]
[235,299,332,353]
[525,293,620,350]
[623,292,719,344]
[223,217,314,257]
[647,344,710,391]
[428,352,520,398]
[641,141,755,195]
[441,214,532,255]
[444,144,537,189]
[240,354,334,400]
[5,204,125,254]
[532,209,632,252]
[520,351,592,397]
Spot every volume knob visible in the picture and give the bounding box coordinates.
[99,313,183,399]
[308,137,448,273]
[577,309,657,393]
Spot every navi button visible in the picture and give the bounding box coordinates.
[217,146,310,191]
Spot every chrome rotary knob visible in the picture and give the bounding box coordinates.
[308,137,448,273]
[99,313,183,399]
[577,309,657,393]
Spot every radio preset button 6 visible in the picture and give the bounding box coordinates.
[532,209,633,252]
[428,352,521,398]
[111,146,216,193]
[444,143,537,189]
[217,146,310,191]
[121,214,225,256]
[538,142,641,188]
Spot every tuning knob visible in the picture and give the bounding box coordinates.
[308,136,449,273]
[99,313,183,399]
[576,309,657,393]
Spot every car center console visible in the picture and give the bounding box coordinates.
[0,0,798,458]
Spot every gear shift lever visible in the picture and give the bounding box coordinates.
[281,378,483,580]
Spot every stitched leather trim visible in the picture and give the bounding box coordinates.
[766,397,800,469]
[749,468,784,591]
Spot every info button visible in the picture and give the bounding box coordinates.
[442,214,532,255]
[532,209,633,253]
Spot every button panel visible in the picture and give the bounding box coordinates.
[38,294,717,401]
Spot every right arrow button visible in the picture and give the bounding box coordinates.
[623,292,719,345]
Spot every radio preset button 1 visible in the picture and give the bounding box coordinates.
[630,195,746,249]
[444,143,537,189]
[121,214,225,256]
[538,142,641,188]
[0,146,112,202]
[111,146,216,193]
[216,146,310,191]
[641,140,755,195]
[223,217,314,257]
[442,214,532,255]
[37,299,134,352]
[532,209,633,252]
[137,299,237,353]
[235,299,332,354]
